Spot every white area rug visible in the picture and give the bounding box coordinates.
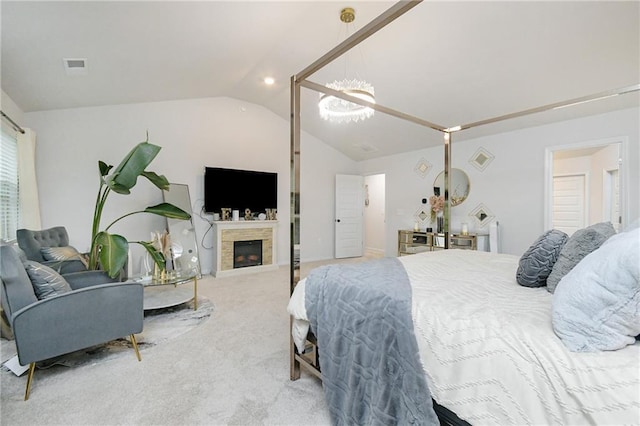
[1,297,213,371]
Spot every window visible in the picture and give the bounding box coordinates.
[0,128,20,241]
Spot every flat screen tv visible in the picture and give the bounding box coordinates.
[204,167,277,214]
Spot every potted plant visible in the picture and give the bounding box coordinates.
[89,137,191,278]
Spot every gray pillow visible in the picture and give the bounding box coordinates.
[516,229,568,287]
[40,245,88,267]
[547,222,616,293]
[24,260,73,300]
[552,227,640,352]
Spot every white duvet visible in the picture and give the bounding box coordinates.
[288,250,640,425]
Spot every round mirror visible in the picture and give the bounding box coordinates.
[433,168,470,206]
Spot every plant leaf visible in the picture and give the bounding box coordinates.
[99,161,113,177]
[138,241,166,270]
[95,232,129,278]
[145,202,191,220]
[141,170,170,191]
[109,181,131,195]
[108,141,161,191]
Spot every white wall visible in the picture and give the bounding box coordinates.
[17,94,640,267]
[357,107,640,257]
[299,134,358,262]
[24,97,357,274]
[1,90,24,127]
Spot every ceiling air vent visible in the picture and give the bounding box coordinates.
[63,58,88,76]
[353,143,379,153]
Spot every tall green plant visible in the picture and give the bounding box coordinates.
[89,138,191,278]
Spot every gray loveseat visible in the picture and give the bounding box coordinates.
[0,244,143,400]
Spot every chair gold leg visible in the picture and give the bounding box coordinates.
[24,362,36,401]
[193,276,198,311]
[130,334,142,361]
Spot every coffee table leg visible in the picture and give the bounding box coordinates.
[193,276,198,311]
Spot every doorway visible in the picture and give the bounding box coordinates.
[545,138,625,235]
[334,173,386,259]
[363,174,386,258]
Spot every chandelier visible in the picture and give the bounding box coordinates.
[318,7,376,124]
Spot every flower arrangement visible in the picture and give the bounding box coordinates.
[429,195,444,223]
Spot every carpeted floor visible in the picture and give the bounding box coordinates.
[0,258,369,425]
[1,295,214,371]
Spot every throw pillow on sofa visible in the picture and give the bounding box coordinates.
[40,245,88,267]
[547,222,616,293]
[516,229,568,288]
[24,261,73,300]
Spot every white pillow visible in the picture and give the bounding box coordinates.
[552,227,640,352]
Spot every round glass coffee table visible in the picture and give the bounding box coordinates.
[133,271,199,311]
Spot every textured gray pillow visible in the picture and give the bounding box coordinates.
[516,229,568,287]
[40,245,88,267]
[552,227,640,352]
[547,222,616,293]
[24,260,73,299]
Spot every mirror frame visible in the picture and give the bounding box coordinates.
[162,183,202,278]
[433,168,470,206]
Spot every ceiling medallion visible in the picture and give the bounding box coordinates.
[318,7,375,124]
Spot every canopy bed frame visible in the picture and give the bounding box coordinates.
[288,0,639,423]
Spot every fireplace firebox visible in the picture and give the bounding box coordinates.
[233,240,262,269]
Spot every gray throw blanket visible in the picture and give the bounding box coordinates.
[305,258,438,426]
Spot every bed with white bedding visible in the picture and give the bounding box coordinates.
[288,249,640,425]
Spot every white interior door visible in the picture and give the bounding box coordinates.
[335,174,364,258]
[605,169,620,231]
[553,174,586,235]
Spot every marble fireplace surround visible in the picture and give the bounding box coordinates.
[212,220,278,277]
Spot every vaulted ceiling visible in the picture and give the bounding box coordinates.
[2,1,638,160]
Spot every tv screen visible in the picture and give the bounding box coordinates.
[204,167,277,214]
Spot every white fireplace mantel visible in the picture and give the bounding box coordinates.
[211,220,278,278]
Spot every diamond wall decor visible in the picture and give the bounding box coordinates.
[469,147,494,172]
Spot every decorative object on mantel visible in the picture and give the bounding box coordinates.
[221,208,231,221]
[258,213,267,221]
[88,136,191,278]
[244,208,252,221]
[265,208,277,220]
[318,7,375,124]
[469,147,495,172]
[470,203,496,228]
[414,157,432,178]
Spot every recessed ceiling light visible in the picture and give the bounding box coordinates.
[263,77,275,85]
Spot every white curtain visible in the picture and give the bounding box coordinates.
[17,128,41,230]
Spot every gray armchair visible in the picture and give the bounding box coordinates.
[17,226,128,280]
[0,245,143,400]
[16,227,88,275]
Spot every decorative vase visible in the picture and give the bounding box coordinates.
[437,215,444,234]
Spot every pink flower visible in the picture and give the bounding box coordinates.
[429,195,444,213]
[429,195,444,223]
